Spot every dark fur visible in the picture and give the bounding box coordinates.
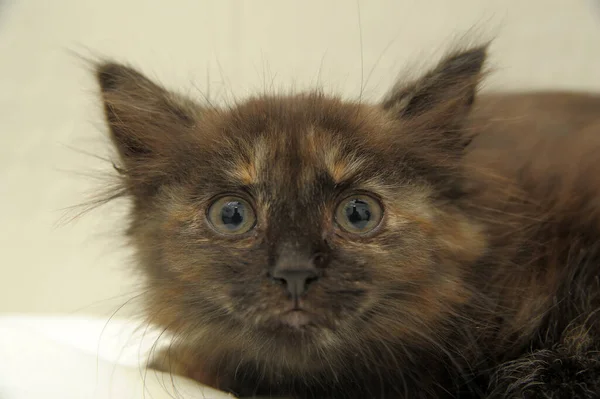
[93,44,600,398]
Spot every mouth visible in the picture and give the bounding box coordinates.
[278,309,315,329]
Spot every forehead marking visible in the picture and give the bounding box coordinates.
[227,136,270,186]
[226,127,368,189]
[307,127,367,184]
[230,162,257,186]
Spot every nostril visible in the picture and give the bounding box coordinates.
[268,272,288,286]
[275,277,287,287]
[305,274,319,287]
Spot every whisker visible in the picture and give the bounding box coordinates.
[355,0,364,106]
[96,291,148,382]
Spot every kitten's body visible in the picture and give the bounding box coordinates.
[94,46,600,398]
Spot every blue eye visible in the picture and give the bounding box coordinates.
[208,196,256,235]
[335,195,383,234]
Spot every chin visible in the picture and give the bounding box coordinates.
[246,309,343,354]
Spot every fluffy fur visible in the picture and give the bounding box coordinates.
[93,44,600,398]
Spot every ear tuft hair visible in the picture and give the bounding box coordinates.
[96,62,133,92]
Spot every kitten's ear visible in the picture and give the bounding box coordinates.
[382,45,488,134]
[95,62,199,166]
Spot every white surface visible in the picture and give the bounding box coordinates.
[1,0,600,316]
[0,315,235,399]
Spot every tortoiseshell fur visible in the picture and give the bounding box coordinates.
[94,44,600,398]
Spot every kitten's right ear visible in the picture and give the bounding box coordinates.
[95,62,199,167]
[382,45,488,140]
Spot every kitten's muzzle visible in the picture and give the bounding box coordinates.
[268,247,328,304]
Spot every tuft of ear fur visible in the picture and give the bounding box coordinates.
[95,62,202,197]
[382,44,488,142]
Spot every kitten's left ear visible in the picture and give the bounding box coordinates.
[95,62,203,197]
[95,62,199,166]
[382,44,488,134]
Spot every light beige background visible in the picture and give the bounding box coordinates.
[1,0,600,317]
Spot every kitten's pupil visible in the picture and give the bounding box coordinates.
[345,199,371,229]
[221,201,245,230]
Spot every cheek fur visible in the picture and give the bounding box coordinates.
[336,203,486,344]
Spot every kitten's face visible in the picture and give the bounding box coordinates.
[148,98,466,338]
[96,46,488,369]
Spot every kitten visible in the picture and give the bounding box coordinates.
[94,43,600,398]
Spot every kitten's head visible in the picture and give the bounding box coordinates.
[96,45,488,371]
